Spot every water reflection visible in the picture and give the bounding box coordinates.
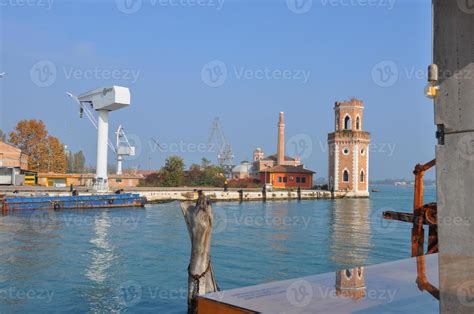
[335,267,366,300]
[83,211,120,312]
[330,199,372,268]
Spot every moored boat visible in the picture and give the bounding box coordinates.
[1,193,146,211]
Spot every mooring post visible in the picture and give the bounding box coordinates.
[262,185,267,202]
[238,189,243,202]
[180,191,219,314]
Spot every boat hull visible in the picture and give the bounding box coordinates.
[2,193,146,211]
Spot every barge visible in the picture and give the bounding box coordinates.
[1,193,146,211]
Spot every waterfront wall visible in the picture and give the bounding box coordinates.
[0,187,369,203]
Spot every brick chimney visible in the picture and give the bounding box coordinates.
[277,112,285,165]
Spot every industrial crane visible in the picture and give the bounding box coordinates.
[208,117,235,177]
[67,92,135,177]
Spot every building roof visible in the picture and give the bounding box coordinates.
[259,165,315,174]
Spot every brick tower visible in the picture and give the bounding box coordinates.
[328,99,370,197]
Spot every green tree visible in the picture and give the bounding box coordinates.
[67,153,74,173]
[160,156,185,187]
[73,151,86,173]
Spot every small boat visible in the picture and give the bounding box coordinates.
[2,193,146,211]
[371,189,381,193]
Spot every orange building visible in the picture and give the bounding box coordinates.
[259,165,314,189]
[37,173,143,189]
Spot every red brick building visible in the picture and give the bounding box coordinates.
[328,99,370,197]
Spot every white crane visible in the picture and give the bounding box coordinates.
[67,88,135,185]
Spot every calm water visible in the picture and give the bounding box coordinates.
[0,185,435,313]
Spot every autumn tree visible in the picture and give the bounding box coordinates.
[46,136,67,173]
[9,119,67,173]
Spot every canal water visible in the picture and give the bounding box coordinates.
[0,185,435,313]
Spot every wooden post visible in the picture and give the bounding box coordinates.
[180,191,219,314]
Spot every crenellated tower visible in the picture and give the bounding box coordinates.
[328,99,371,197]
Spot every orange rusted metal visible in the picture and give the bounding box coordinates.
[383,159,438,257]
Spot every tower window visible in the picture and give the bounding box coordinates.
[360,170,365,183]
[344,115,351,130]
[356,116,360,130]
[343,148,350,155]
[361,148,365,155]
[343,170,349,182]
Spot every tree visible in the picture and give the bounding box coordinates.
[0,129,6,142]
[67,153,74,173]
[9,120,49,172]
[201,158,211,169]
[9,119,67,173]
[46,136,67,173]
[161,156,185,187]
[73,151,86,173]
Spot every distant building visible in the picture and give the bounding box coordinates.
[0,141,29,185]
[233,112,315,189]
[37,173,143,189]
[0,141,28,170]
[328,99,371,197]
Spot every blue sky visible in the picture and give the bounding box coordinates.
[0,0,436,180]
